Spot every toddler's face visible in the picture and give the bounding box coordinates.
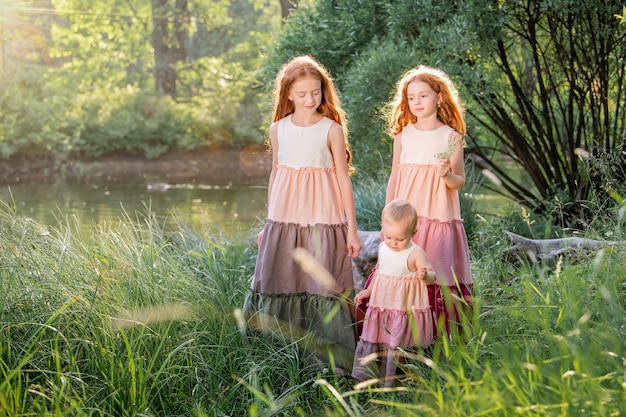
[381,220,413,252]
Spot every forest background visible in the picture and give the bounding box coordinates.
[1,1,625,415]
[2,0,625,229]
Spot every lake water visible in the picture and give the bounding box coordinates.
[0,172,519,241]
[0,178,269,239]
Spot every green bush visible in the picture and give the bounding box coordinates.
[260,0,387,81]
[0,68,70,157]
[182,57,265,149]
[353,171,387,230]
[64,88,203,158]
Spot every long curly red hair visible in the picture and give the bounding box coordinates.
[388,65,466,137]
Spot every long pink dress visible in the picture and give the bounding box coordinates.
[243,115,356,370]
[352,241,433,386]
[391,124,473,335]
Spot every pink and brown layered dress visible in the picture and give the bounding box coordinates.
[243,115,356,370]
[391,124,473,336]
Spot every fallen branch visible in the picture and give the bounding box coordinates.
[351,230,381,290]
[501,231,625,265]
[353,229,625,280]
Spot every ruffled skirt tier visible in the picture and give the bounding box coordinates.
[413,216,472,286]
[243,220,356,370]
[244,290,356,369]
[250,220,354,296]
[268,166,345,226]
[393,164,472,286]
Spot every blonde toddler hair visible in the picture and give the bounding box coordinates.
[382,199,418,237]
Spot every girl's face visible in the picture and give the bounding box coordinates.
[381,220,414,252]
[406,81,440,119]
[288,76,322,115]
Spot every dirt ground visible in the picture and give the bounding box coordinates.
[0,145,273,185]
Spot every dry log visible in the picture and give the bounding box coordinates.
[351,230,381,291]
[501,231,625,265]
[352,229,624,284]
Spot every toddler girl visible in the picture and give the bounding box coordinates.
[352,199,435,386]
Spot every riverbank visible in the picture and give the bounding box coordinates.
[0,145,272,185]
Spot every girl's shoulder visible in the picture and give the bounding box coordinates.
[447,127,465,147]
[270,115,289,129]
[269,119,282,136]
[271,114,300,135]
[327,118,343,133]
[445,125,462,137]
[274,114,291,125]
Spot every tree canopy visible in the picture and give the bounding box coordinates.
[2,0,625,227]
[0,0,280,158]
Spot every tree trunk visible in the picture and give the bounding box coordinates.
[279,0,297,20]
[151,0,189,98]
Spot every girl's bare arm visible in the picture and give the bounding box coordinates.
[328,123,362,258]
[267,122,279,201]
[409,247,436,284]
[385,133,403,204]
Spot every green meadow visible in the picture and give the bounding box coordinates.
[0,185,624,416]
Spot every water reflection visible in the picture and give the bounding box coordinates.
[0,179,269,238]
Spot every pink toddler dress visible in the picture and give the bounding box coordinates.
[352,241,434,385]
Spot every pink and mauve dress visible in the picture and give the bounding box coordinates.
[243,115,356,370]
[391,124,473,334]
[352,241,434,385]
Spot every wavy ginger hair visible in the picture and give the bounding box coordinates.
[271,55,354,173]
[388,65,466,137]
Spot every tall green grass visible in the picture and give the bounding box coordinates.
[0,200,345,416]
[0,192,624,416]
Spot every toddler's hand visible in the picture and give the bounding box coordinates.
[417,267,428,281]
[354,288,371,305]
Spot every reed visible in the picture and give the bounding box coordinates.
[0,195,624,416]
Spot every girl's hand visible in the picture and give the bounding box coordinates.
[347,230,362,258]
[438,158,452,178]
[257,229,263,247]
[354,288,372,305]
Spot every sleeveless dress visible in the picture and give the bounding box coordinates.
[391,124,473,335]
[242,115,356,370]
[352,241,434,386]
